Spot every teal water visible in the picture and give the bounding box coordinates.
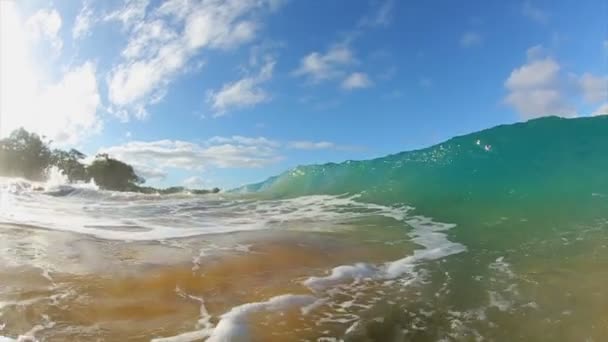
[241,116,608,340]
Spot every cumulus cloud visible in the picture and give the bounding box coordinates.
[1,2,101,145]
[341,72,372,90]
[526,44,548,60]
[25,8,63,56]
[293,45,355,82]
[136,165,168,180]
[207,58,275,115]
[504,47,575,119]
[73,2,95,39]
[294,0,395,89]
[460,31,482,48]
[504,46,608,119]
[97,136,283,180]
[107,0,279,120]
[98,135,359,179]
[183,176,207,188]
[579,73,607,104]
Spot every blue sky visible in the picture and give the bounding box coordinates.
[1,0,606,189]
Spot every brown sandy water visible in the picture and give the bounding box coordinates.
[0,221,419,341]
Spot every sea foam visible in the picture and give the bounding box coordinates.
[152,294,316,342]
[304,215,466,291]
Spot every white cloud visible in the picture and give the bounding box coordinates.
[288,140,359,151]
[97,135,358,180]
[579,73,607,104]
[73,2,95,39]
[504,48,575,119]
[104,0,149,30]
[288,141,336,150]
[460,31,482,47]
[36,62,102,145]
[294,0,393,88]
[341,72,372,90]
[25,8,63,56]
[526,44,548,60]
[593,103,608,116]
[8,61,102,145]
[1,2,101,145]
[207,59,275,115]
[98,136,283,180]
[183,176,207,188]
[505,46,608,119]
[293,45,355,82]
[207,135,279,147]
[522,1,549,24]
[136,165,168,180]
[107,0,279,120]
[358,0,394,28]
[505,57,560,90]
[122,19,177,59]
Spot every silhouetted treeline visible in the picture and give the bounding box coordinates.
[0,128,220,194]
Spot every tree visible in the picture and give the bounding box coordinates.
[86,154,145,190]
[0,128,51,180]
[51,148,88,182]
[0,128,219,194]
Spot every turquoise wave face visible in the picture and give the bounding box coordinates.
[247,116,608,223]
[241,115,608,264]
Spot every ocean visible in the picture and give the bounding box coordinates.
[2,116,608,341]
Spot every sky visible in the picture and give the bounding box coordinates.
[0,0,607,189]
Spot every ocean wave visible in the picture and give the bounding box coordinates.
[1,175,416,241]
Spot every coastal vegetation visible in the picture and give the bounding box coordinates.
[0,128,219,194]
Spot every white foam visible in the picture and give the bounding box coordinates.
[153,294,316,342]
[4,337,40,342]
[488,291,511,312]
[1,181,412,241]
[304,263,379,290]
[488,257,515,279]
[0,315,55,342]
[304,215,466,290]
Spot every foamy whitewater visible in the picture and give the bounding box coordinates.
[0,174,468,341]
